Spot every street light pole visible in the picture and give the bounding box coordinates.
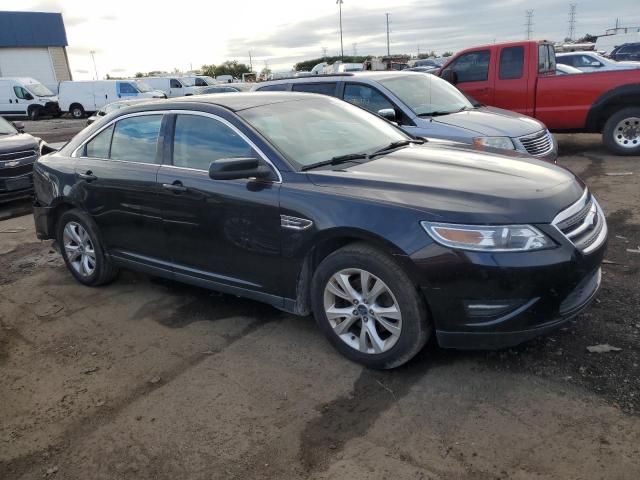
[337,0,344,60]
[90,50,98,80]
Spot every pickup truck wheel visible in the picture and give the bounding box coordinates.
[603,108,640,155]
[311,243,431,369]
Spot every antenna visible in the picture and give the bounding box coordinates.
[568,4,577,41]
[525,10,534,40]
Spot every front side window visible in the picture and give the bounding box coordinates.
[172,115,254,170]
[256,84,289,92]
[291,83,337,96]
[499,46,524,79]
[343,84,394,114]
[195,78,207,86]
[119,82,139,94]
[85,124,114,158]
[170,79,182,88]
[110,115,162,163]
[447,50,490,82]
[13,86,30,99]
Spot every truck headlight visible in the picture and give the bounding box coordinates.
[421,222,553,252]
[473,136,516,150]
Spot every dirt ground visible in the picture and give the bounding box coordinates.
[0,133,639,480]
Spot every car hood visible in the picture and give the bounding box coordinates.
[431,106,544,137]
[0,133,39,154]
[306,144,583,224]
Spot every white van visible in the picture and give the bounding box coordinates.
[58,80,165,118]
[142,77,196,98]
[0,77,61,120]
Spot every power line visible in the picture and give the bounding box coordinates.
[385,13,391,56]
[525,10,534,40]
[568,3,577,40]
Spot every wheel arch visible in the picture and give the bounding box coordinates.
[586,84,640,132]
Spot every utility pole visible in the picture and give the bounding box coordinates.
[352,43,357,56]
[568,4,577,41]
[385,13,391,56]
[525,10,534,40]
[248,51,253,72]
[89,50,98,80]
[322,46,328,60]
[336,0,344,60]
[417,44,420,57]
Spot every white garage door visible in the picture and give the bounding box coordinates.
[0,48,56,89]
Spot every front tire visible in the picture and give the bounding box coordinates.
[28,106,41,121]
[56,209,118,286]
[311,243,430,369]
[70,104,85,119]
[603,107,640,156]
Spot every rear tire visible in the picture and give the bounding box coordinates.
[603,107,640,156]
[311,242,430,369]
[56,209,118,286]
[70,104,85,119]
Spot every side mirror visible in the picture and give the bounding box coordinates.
[377,108,396,121]
[209,157,272,181]
[12,121,25,132]
[441,69,458,85]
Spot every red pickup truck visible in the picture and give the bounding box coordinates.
[439,40,640,155]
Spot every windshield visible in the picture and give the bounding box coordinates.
[27,82,54,97]
[199,76,216,85]
[135,81,153,92]
[239,97,408,169]
[0,116,17,135]
[377,74,473,116]
[181,77,196,86]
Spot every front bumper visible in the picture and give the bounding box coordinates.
[409,222,606,350]
[43,102,62,116]
[0,172,34,203]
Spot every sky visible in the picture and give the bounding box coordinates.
[3,0,640,79]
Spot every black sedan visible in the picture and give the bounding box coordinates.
[32,93,607,368]
[0,117,43,203]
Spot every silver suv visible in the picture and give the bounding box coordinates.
[254,72,557,161]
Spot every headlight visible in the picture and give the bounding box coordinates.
[472,136,516,150]
[421,222,553,252]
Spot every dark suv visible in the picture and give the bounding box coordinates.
[609,43,640,62]
[33,93,606,368]
[0,117,42,203]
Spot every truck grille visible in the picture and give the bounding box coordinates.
[0,149,37,162]
[518,130,553,156]
[552,190,607,254]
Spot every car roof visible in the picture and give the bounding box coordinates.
[257,70,429,86]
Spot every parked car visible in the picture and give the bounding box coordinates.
[556,51,640,72]
[556,64,583,75]
[32,93,606,368]
[196,83,254,95]
[141,77,197,98]
[439,40,640,155]
[253,72,557,161]
[0,116,53,202]
[86,98,159,125]
[609,43,640,62]
[59,80,165,119]
[0,77,61,120]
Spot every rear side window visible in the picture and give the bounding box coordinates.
[291,83,337,96]
[447,50,490,82]
[110,115,162,163]
[85,124,114,158]
[172,115,254,170]
[256,84,289,92]
[499,47,524,79]
[343,84,394,113]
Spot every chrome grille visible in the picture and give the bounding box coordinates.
[518,130,553,156]
[552,190,607,254]
[0,149,37,162]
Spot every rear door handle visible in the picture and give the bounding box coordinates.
[78,171,97,182]
[162,182,187,193]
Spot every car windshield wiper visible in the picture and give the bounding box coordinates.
[301,153,369,171]
[369,139,425,158]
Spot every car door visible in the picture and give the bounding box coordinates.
[442,50,494,105]
[156,112,282,296]
[169,79,183,97]
[9,85,31,116]
[117,81,139,99]
[492,45,529,114]
[74,113,168,263]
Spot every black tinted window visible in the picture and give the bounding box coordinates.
[173,115,254,170]
[448,50,490,82]
[343,84,394,113]
[110,115,162,163]
[85,124,114,158]
[170,79,182,88]
[256,84,288,91]
[291,83,337,96]
[499,47,524,79]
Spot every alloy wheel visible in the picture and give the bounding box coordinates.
[63,221,96,277]
[323,268,402,354]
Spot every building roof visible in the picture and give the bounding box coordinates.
[0,11,68,48]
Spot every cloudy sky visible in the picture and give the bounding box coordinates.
[3,0,640,78]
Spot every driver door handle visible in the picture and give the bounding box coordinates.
[162,182,187,193]
[78,171,97,182]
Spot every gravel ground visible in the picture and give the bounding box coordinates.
[0,133,638,480]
